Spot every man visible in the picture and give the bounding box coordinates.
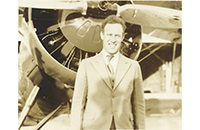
[70,15,145,130]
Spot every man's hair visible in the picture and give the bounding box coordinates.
[101,15,126,33]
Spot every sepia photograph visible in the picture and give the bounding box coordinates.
[17,0,182,130]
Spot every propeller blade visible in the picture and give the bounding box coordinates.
[119,4,182,28]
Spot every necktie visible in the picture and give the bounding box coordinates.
[107,55,114,75]
[107,55,115,88]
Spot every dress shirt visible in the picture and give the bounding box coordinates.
[102,49,119,73]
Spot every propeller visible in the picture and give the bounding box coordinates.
[118,4,182,28]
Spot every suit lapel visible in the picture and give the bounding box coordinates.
[91,53,112,89]
[113,54,132,90]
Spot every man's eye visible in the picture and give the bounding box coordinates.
[116,35,121,38]
[107,34,112,36]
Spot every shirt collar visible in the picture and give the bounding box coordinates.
[102,49,119,62]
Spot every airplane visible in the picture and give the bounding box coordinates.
[18,0,182,129]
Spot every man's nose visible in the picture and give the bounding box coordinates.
[111,35,116,42]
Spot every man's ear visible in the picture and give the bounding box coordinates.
[100,31,104,40]
[122,32,126,40]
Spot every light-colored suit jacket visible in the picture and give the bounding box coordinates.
[70,52,145,130]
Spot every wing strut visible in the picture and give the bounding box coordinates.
[139,43,167,63]
[18,85,40,130]
[32,102,65,130]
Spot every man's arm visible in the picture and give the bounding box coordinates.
[132,62,145,130]
[70,60,88,130]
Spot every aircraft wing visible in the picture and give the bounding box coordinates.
[18,0,87,11]
[142,27,182,44]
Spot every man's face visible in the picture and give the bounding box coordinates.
[101,23,124,55]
